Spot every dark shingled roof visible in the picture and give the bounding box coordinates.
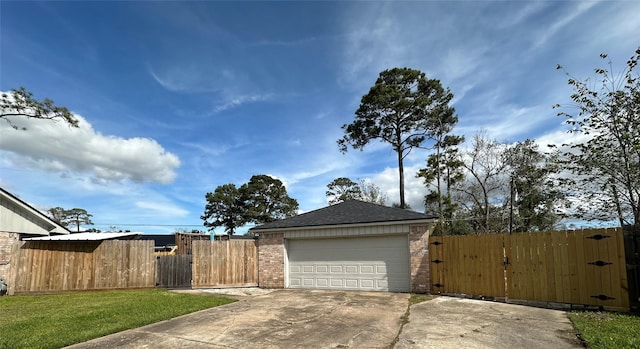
[139,234,175,247]
[250,200,436,231]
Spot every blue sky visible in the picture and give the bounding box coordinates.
[1,1,638,234]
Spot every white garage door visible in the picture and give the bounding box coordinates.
[287,235,410,292]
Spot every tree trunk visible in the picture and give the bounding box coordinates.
[436,145,443,220]
[398,149,405,208]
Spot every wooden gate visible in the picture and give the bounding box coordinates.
[191,240,257,288]
[430,233,506,299]
[155,239,258,289]
[155,255,192,288]
[430,228,629,311]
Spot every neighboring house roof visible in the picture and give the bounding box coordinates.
[138,234,176,247]
[213,234,257,240]
[24,232,141,241]
[0,187,71,236]
[250,200,437,232]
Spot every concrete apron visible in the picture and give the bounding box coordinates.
[65,289,409,349]
[395,296,582,349]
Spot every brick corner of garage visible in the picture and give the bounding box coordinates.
[257,232,285,289]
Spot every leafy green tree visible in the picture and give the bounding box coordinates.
[46,207,66,225]
[338,67,456,208]
[201,184,245,235]
[326,177,362,204]
[62,208,94,233]
[202,175,299,234]
[358,179,387,205]
[504,139,563,232]
[241,175,298,224]
[325,177,388,205]
[417,134,465,234]
[553,48,640,227]
[1,87,78,130]
[46,207,94,232]
[392,202,413,210]
[173,228,206,234]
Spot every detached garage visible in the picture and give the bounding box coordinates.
[250,200,436,293]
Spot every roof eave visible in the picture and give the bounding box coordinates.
[249,218,437,233]
[23,232,141,241]
[1,187,72,235]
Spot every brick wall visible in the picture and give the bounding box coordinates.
[409,224,432,293]
[0,232,19,284]
[257,232,285,288]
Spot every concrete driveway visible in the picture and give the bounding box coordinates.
[66,290,582,349]
[395,296,582,349]
[65,289,408,349]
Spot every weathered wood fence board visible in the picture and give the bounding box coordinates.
[156,255,192,288]
[430,228,629,311]
[9,240,155,295]
[175,232,210,255]
[191,240,257,288]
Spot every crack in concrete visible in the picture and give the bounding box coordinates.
[387,299,411,349]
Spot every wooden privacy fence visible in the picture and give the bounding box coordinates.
[156,254,192,288]
[430,228,629,311]
[9,240,155,295]
[191,240,257,288]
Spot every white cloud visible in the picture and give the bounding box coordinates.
[495,2,548,29]
[367,164,428,211]
[459,103,555,142]
[534,129,593,154]
[135,200,189,217]
[0,112,180,184]
[149,64,275,114]
[532,1,600,49]
[210,94,273,114]
[148,65,223,93]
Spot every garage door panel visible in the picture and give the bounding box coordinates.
[316,278,329,287]
[289,265,301,273]
[330,279,343,287]
[360,280,374,288]
[287,235,410,292]
[345,265,358,273]
[360,265,374,274]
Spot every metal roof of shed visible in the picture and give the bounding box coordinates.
[24,232,141,241]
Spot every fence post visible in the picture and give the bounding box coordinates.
[624,225,640,311]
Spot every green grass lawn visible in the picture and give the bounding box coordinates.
[0,289,236,349]
[570,311,640,349]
